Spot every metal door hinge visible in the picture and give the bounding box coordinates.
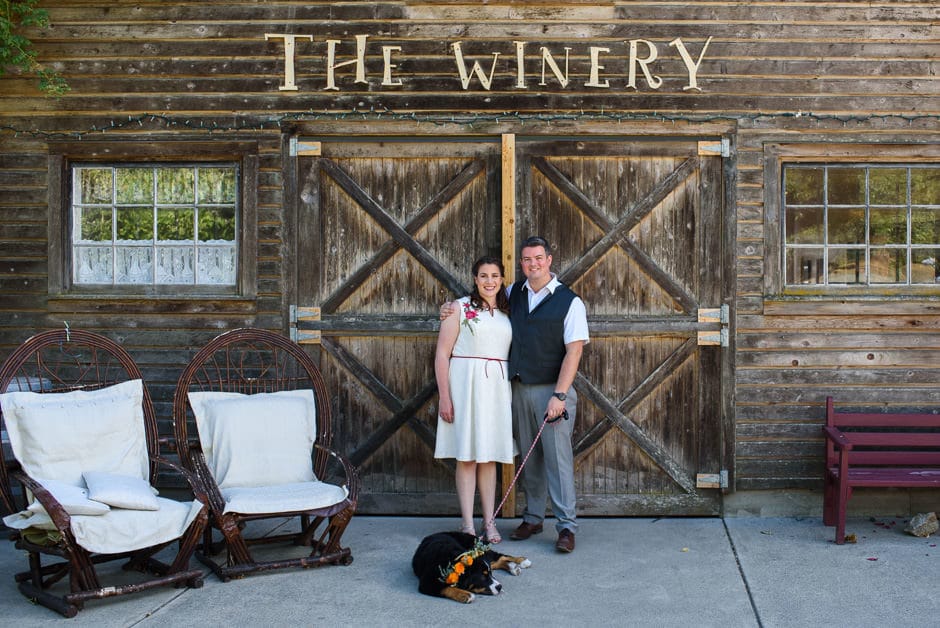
[696,470,729,489]
[697,304,729,347]
[697,139,730,158]
[289,305,321,344]
[289,138,321,156]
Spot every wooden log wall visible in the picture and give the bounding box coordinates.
[0,1,937,494]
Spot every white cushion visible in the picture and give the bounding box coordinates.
[26,478,110,516]
[221,481,348,515]
[84,471,159,511]
[188,390,317,489]
[3,497,205,554]
[0,380,149,487]
[69,497,204,554]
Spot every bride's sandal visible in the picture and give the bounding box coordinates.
[483,522,502,544]
[460,523,476,536]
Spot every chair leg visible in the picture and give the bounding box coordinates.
[18,581,80,618]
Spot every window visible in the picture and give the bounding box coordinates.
[783,164,940,286]
[48,141,257,298]
[72,164,238,286]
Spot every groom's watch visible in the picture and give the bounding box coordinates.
[552,391,567,401]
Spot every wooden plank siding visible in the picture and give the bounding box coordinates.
[0,1,938,502]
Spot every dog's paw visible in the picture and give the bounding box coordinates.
[507,558,531,576]
[443,588,475,604]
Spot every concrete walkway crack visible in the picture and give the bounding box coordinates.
[722,519,764,628]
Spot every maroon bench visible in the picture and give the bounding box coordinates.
[823,396,940,544]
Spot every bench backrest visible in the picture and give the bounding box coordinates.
[825,397,940,467]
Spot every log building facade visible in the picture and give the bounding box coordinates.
[1,1,938,516]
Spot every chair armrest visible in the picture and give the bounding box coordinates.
[314,443,361,505]
[823,426,853,451]
[150,455,209,507]
[12,470,71,529]
[184,449,227,516]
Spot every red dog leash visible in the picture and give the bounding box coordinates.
[483,409,569,534]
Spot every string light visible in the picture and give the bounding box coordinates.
[0,109,935,140]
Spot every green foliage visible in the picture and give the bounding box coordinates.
[0,0,68,96]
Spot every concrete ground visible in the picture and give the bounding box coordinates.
[1,515,938,627]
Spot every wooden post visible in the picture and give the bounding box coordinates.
[500,133,517,518]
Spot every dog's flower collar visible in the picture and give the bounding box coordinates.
[439,537,489,586]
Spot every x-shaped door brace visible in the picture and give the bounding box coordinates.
[314,157,484,312]
[535,155,701,314]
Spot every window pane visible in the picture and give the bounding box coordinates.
[911,207,940,245]
[869,248,907,284]
[869,207,906,245]
[828,248,866,284]
[197,245,237,284]
[911,249,940,284]
[157,208,195,241]
[115,247,154,284]
[198,207,235,241]
[785,168,823,204]
[828,207,865,244]
[199,167,236,203]
[115,168,153,204]
[79,208,112,241]
[157,168,195,204]
[786,248,824,284]
[828,168,865,205]
[74,247,113,283]
[77,168,113,203]
[911,167,940,206]
[786,207,823,244]
[869,168,907,205]
[155,247,195,284]
[116,207,153,241]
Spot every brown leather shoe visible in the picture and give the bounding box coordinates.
[509,521,543,541]
[555,529,575,553]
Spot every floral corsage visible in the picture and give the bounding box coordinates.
[461,301,481,335]
[439,537,490,586]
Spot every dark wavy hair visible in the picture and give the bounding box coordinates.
[469,255,510,314]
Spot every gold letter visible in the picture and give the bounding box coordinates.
[382,45,402,86]
[669,36,712,91]
[265,33,313,91]
[539,46,571,87]
[514,41,527,88]
[451,42,501,90]
[584,47,610,88]
[628,40,663,89]
[325,34,369,91]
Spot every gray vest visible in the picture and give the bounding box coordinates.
[508,280,578,384]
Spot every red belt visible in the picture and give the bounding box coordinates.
[451,354,507,379]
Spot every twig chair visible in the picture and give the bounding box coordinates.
[0,329,208,617]
[172,328,359,581]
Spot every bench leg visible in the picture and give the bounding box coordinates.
[823,472,836,526]
[834,482,851,544]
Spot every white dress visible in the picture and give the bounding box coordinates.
[434,296,514,463]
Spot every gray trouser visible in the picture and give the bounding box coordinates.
[511,381,578,533]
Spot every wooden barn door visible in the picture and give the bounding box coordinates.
[292,138,503,513]
[513,139,729,515]
[293,134,729,516]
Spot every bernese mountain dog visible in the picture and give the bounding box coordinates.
[412,531,532,603]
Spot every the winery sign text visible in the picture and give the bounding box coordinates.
[264,34,713,93]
